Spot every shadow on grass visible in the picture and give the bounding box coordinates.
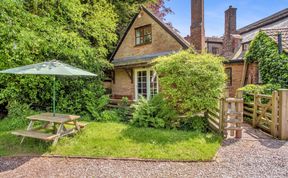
[121,126,221,145]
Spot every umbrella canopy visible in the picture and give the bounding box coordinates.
[0,60,97,76]
[0,60,97,116]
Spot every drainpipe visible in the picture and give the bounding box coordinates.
[278,32,283,54]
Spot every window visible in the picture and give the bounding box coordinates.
[212,47,219,55]
[135,25,152,46]
[135,69,158,100]
[243,43,249,51]
[225,68,232,86]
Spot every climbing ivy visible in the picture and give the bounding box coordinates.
[244,31,288,88]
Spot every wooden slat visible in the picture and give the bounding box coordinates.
[257,94,272,99]
[226,98,243,103]
[244,111,253,118]
[225,119,242,124]
[208,110,220,119]
[12,130,57,141]
[27,113,80,123]
[244,106,254,112]
[208,116,219,126]
[224,126,242,131]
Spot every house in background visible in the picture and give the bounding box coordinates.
[223,8,288,96]
[108,0,288,100]
[109,6,189,100]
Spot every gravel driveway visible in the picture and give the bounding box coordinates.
[1,123,288,178]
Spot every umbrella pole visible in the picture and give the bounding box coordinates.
[53,76,56,117]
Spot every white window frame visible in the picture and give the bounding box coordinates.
[134,68,159,100]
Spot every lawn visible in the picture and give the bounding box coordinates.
[0,119,222,161]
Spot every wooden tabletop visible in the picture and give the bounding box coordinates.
[27,113,80,123]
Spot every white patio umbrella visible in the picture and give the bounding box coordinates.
[0,60,97,116]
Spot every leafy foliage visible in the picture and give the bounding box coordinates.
[131,94,177,129]
[0,0,118,118]
[153,50,226,115]
[239,84,281,103]
[245,32,288,88]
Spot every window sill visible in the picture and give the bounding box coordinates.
[134,42,152,47]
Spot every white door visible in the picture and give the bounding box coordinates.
[134,69,158,100]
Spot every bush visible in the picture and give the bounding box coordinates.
[153,50,226,116]
[0,101,37,131]
[239,84,281,102]
[131,94,208,132]
[179,116,208,132]
[100,110,120,122]
[116,97,131,123]
[131,94,177,129]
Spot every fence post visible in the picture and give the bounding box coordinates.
[222,89,229,137]
[279,89,288,140]
[252,92,258,128]
[219,99,223,134]
[271,91,279,138]
[236,90,243,138]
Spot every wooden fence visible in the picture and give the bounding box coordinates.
[243,89,288,140]
[206,90,244,138]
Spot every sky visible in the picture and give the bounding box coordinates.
[164,0,288,37]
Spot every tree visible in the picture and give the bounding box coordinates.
[0,0,118,118]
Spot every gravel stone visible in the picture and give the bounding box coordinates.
[1,123,288,178]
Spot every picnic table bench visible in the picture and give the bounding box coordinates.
[12,113,85,146]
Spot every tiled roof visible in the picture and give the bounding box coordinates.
[237,8,288,34]
[112,51,177,67]
[230,28,288,61]
[263,28,288,52]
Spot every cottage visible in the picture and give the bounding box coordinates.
[109,6,190,100]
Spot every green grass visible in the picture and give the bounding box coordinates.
[0,119,222,161]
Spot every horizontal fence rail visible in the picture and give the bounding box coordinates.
[242,89,288,140]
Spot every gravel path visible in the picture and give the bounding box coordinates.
[1,123,288,178]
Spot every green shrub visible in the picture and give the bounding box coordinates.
[100,110,120,122]
[0,101,37,131]
[179,116,208,132]
[116,97,131,123]
[239,84,281,102]
[131,94,177,129]
[153,50,226,116]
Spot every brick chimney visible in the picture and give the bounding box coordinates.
[190,0,205,52]
[223,6,237,57]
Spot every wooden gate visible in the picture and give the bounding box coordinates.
[243,89,288,140]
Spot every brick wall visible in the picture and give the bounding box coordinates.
[223,6,237,58]
[111,69,134,100]
[114,10,183,60]
[225,62,258,97]
[190,0,205,51]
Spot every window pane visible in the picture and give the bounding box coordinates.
[135,25,152,45]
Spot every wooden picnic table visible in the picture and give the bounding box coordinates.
[12,113,83,146]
